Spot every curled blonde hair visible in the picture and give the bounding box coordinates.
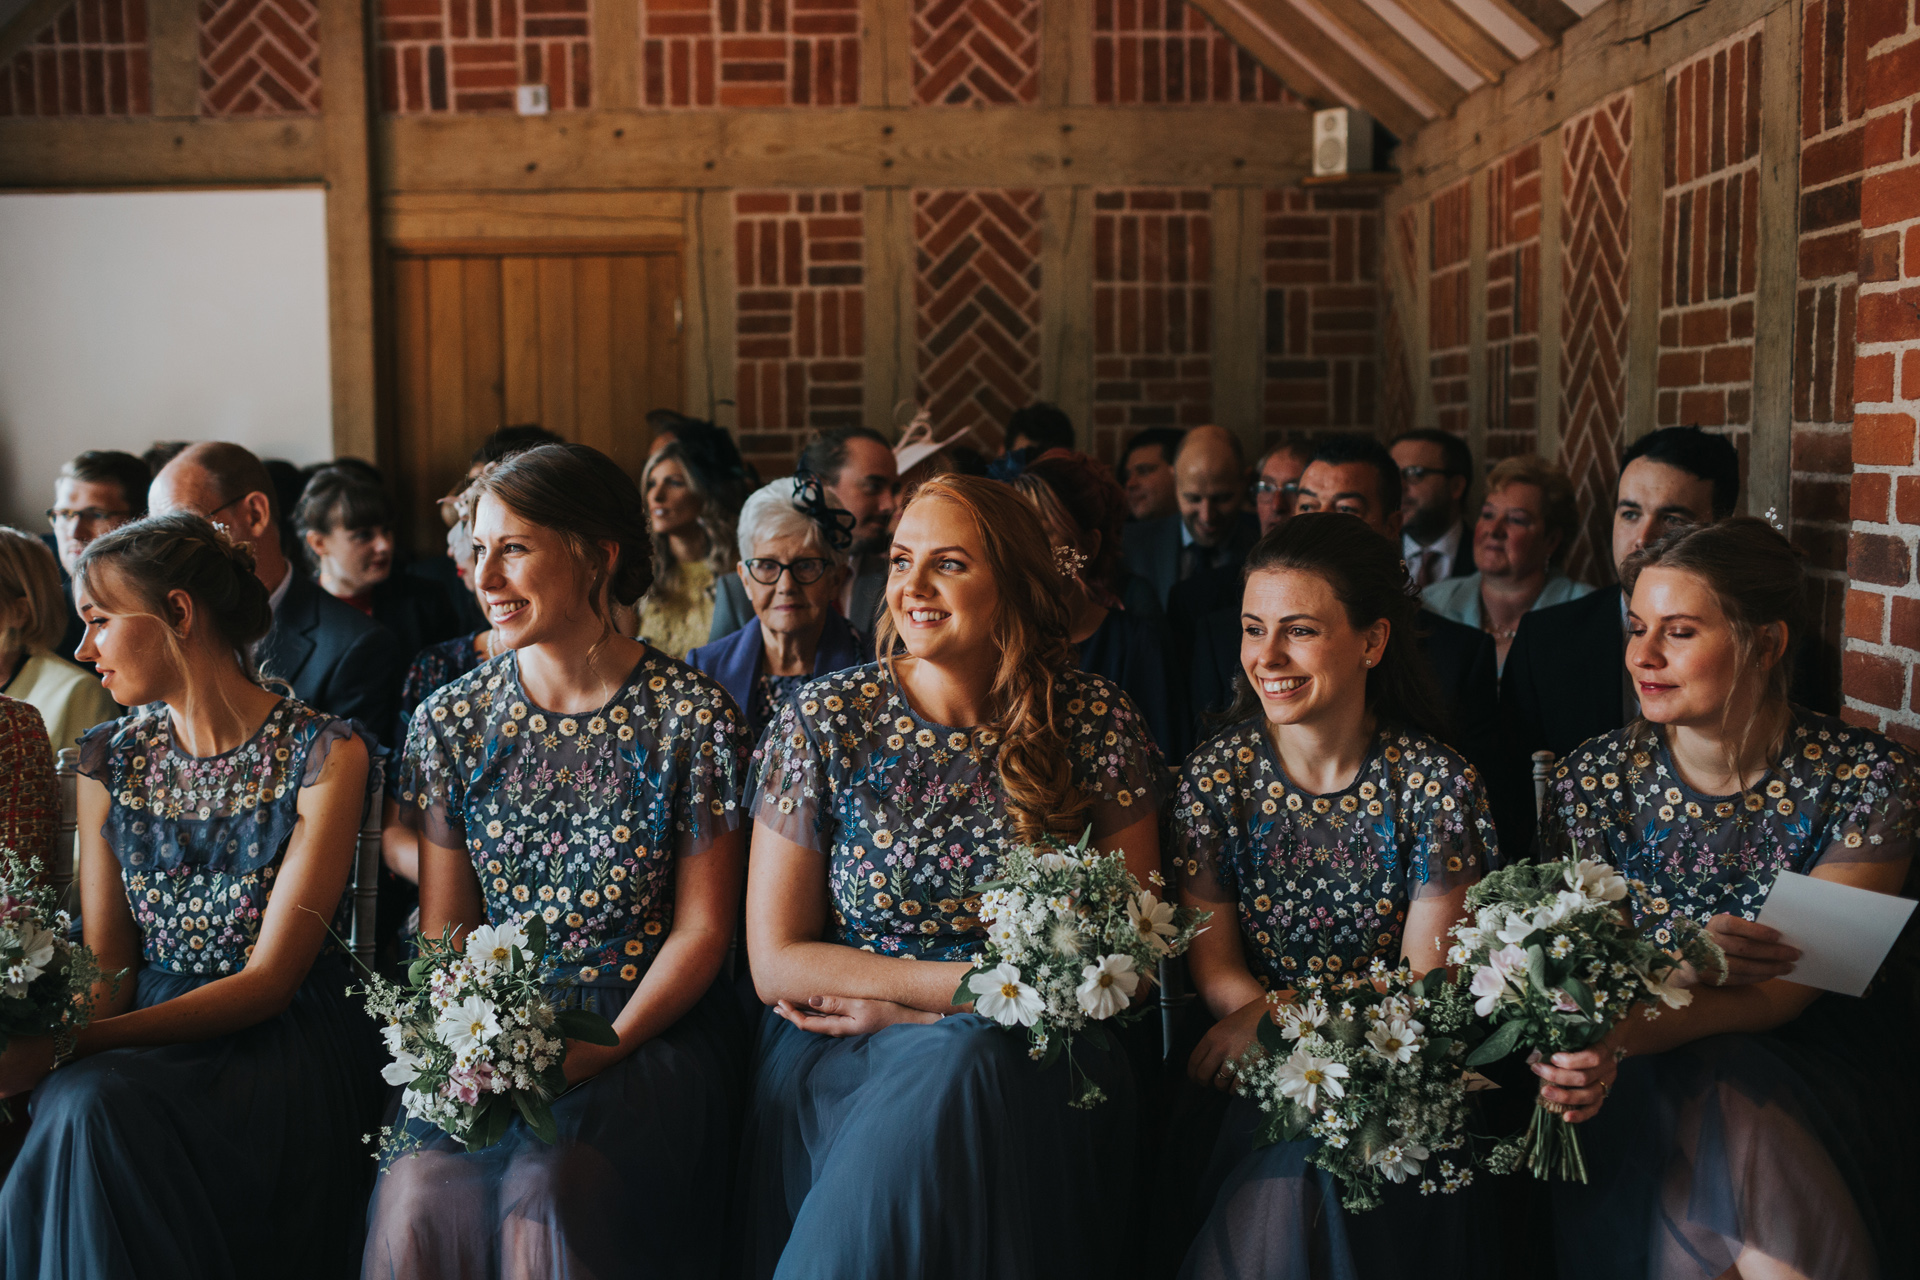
[873,475,1088,846]
[0,529,67,657]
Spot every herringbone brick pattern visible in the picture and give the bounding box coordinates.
[1485,142,1542,461]
[1559,92,1634,586]
[915,190,1042,446]
[913,0,1037,105]
[1090,188,1212,462]
[1093,0,1294,105]
[1656,23,1762,495]
[1428,180,1471,439]
[200,0,320,114]
[1378,204,1420,437]
[0,0,150,116]
[734,190,865,478]
[643,0,859,108]
[378,0,590,112]
[1261,188,1381,440]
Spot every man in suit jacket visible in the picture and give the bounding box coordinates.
[1496,426,1741,856]
[151,442,403,739]
[1390,429,1476,590]
[1123,425,1257,610]
[1184,435,1498,785]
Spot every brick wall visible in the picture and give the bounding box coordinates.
[1093,0,1288,105]
[913,0,1037,105]
[914,188,1043,447]
[200,0,321,114]
[1089,188,1212,461]
[0,0,150,116]
[1558,91,1634,586]
[1840,0,1920,742]
[1485,142,1542,461]
[733,190,866,479]
[379,0,590,111]
[643,0,858,108]
[1427,180,1471,439]
[1259,187,1381,445]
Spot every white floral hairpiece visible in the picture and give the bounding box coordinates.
[1762,506,1785,533]
[1052,544,1088,578]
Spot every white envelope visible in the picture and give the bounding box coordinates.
[1753,871,1917,997]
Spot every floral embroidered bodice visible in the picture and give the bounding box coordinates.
[749,663,1166,962]
[78,699,363,977]
[1173,721,1495,987]
[397,648,748,989]
[1537,710,1916,943]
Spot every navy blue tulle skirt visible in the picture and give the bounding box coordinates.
[0,956,384,1280]
[1554,991,1920,1280]
[737,1008,1138,1280]
[361,977,746,1280]
[1168,1087,1490,1280]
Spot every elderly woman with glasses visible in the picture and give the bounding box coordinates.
[687,478,865,741]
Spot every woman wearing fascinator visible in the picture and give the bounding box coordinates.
[687,476,865,743]
[736,474,1167,1279]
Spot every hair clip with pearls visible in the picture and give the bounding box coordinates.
[1052,544,1088,578]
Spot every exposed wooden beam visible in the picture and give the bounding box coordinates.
[1181,0,1346,106]
[370,107,1315,192]
[1502,0,1583,39]
[1223,0,1429,138]
[147,0,199,116]
[590,0,638,109]
[1536,124,1563,458]
[1466,163,1489,466]
[1387,0,1793,208]
[1309,0,1471,117]
[1040,0,1094,108]
[860,0,912,107]
[1748,3,1799,521]
[1211,185,1264,445]
[1396,0,1519,82]
[1622,74,1663,444]
[0,117,325,186]
[320,0,377,459]
[1462,0,1552,51]
[0,0,73,66]
[1039,185,1095,444]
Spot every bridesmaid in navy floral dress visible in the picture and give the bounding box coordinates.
[0,514,382,1280]
[363,444,750,1280]
[1539,519,1919,1280]
[1168,514,1514,1280]
[738,476,1167,1280]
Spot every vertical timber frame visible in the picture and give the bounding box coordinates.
[1622,73,1664,447]
[1536,125,1563,459]
[1466,166,1490,467]
[1212,186,1264,449]
[321,0,379,459]
[1747,2,1800,521]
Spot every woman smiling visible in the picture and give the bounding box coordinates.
[737,474,1166,1280]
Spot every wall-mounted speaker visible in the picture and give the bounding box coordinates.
[1312,107,1373,177]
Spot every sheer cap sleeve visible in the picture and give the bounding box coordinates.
[665,672,751,858]
[1391,737,1497,901]
[1061,673,1168,842]
[1171,735,1243,906]
[747,687,832,852]
[396,691,467,853]
[1806,723,1917,870]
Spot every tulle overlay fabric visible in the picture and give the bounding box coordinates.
[362,980,747,1280]
[1541,710,1920,1279]
[0,959,384,1280]
[737,1009,1137,1280]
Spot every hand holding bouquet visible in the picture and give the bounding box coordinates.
[366,913,619,1163]
[1450,856,1723,1180]
[0,850,112,1115]
[954,830,1208,1108]
[1230,962,1483,1211]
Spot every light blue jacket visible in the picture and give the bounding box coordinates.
[1421,571,1595,633]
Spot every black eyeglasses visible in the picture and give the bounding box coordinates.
[1251,480,1301,499]
[46,506,133,527]
[744,557,832,586]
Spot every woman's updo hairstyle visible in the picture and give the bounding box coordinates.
[1222,512,1451,742]
[472,443,653,625]
[75,512,273,681]
[873,474,1088,847]
[1620,517,1808,723]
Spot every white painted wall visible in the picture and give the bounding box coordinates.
[0,188,333,530]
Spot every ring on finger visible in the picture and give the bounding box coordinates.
[1600,1081,1611,1099]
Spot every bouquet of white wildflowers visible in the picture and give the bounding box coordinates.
[1451,857,1723,1181]
[1230,963,1483,1212]
[954,829,1208,1108]
[364,913,618,1164]
[0,850,112,1118]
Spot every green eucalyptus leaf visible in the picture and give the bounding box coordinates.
[555,1009,620,1046]
[1465,1016,1526,1067]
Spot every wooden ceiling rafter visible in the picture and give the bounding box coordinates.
[1226,0,1431,135]
[1305,0,1474,113]
[1395,0,1522,80]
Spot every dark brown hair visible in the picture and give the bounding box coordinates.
[473,443,653,625]
[75,512,273,682]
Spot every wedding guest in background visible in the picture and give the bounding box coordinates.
[1004,402,1076,455]
[0,529,118,751]
[637,423,751,659]
[0,513,382,1277]
[150,442,404,735]
[0,694,57,864]
[1251,439,1312,535]
[1538,518,1918,1280]
[1166,512,1517,1278]
[295,464,462,664]
[1422,454,1593,672]
[1389,429,1475,589]
[1124,426,1256,609]
[45,450,149,665]
[1012,450,1176,757]
[687,477,862,744]
[1498,425,1740,853]
[780,426,900,643]
[365,443,750,1278]
[738,475,1165,1280]
[1118,426,1184,522]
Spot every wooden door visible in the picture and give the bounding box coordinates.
[386,244,684,552]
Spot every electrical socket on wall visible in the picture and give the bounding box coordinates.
[515,84,549,116]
